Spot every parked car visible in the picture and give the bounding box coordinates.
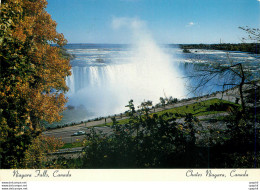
[72,131,86,136]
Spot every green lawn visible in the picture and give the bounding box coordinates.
[61,141,84,149]
[153,98,238,117]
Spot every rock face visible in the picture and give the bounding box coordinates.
[183,48,191,53]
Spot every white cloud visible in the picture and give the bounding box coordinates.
[186,22,196,27]
[189,22,194,26]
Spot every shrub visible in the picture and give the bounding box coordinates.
[81,104,201,168]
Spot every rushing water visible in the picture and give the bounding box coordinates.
[52,44,259,126]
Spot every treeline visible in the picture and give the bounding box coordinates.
[179,43,260,54]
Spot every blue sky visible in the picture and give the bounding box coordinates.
[46,0,260,44]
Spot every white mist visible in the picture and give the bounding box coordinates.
[66,17,186,119]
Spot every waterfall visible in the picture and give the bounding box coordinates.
[66,69,75,94]
[65,45,186,118]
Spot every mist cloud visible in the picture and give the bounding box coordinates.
[112,17,145,30]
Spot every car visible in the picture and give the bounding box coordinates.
[72,131,86,136]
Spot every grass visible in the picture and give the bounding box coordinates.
[154,98,238,117]
[61,141,84,149]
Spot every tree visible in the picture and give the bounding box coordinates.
[191,62,250,113]
[159,97,166,107]
[138,100,152,116]
[23,135,64,169]
[239,26,260,43]
[0,0,71,168]
[125,99,135,116]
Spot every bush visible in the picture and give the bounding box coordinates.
[23,135,64,169]
[81,108,202,168]
[208,102,238,112]
[208,110,260,168]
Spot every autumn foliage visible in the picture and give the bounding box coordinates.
[0,0,71,168]
[23,135,64,169]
